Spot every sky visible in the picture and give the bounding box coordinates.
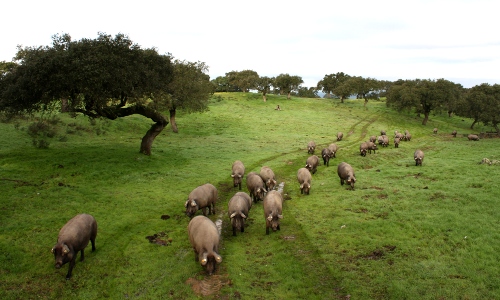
[1,0,499,88]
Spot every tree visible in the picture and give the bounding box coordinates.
[316,72,351,102]
[274,74,303,99]
[226,70,259,92]
[0,32,175,155]
[211,76,239,92]
[348,76,381,107]
[386,78,461,125]
[296,87,319,98]
[255,76,274,102]
[164,59,214,133]
[458,83,500,133]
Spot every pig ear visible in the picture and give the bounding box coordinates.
[278,214,283,219]
[240,212,246,219]
[300,183,304,189]
[230,212,236,219]
[267,214,273,221]
[231,174,235,178]
[191,200,197,207]
[51,246,55,253]
[62,244,70,254]
[308,184,311,189]
[215,254,222,263]
[184,200,189,208]
[238,175,242,178]
[201,253,208,265]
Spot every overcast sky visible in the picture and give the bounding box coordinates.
[2,0,498,88]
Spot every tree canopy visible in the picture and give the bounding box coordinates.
[0,32,213,155]
[274,73,303,99]
[226,70,259,93]
[317,72,351,102]
[255,76,274,102]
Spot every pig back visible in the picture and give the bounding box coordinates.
[58,214,97,251]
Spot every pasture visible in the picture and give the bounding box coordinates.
[1,92,499,299]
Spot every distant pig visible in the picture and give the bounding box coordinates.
[394,137,400,148]
[452,130,457,137]
[246,172,267,202]
[297,167,312,195]
[305,155,320,174]
[321,148,333,166]
[228,192,252,236]
[328,143,338,158]
[231,160,245,190]
[51,213,97,280]
[260,166,277,191]
[433,128,438,134]
[188,216,222,275]
[414,149,424,166]
[337,132,344,141]
[468,134,479,141]
[263,190,284,234]
[337,162,356,190]
[359,142,368,157]
[367,141,378,154]
[307,141,316,154]
[185,183,218,218]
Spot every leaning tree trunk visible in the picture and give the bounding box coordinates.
[262,92,267,102]
[169,109,178,133]
[470,118,478,129]
[363,98,368,107]
[140,120,167,155]
[422,112,430,125]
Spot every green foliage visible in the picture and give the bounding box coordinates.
[226,70,259,92]
[1,93,499,299]
[274,73,303,99]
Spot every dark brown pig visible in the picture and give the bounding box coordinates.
[452,130,457,137]
[394,137,400,148]
[187,216,222,275]
[297,167,312,195]
[414,149,424,166]
[263,191,284,235]
[321,148,333,166]
[337,162,356,190]
[367,141,378,154]
[260,166,277,191]
[246,172,267,202]
[307,141,316,154]
[231,160,245,190]
[359,142,368,157]
[228,192,252,236]
[185,183,218,218]
[305,155,320,174]
[51,214,97,280]
[328,143,338,158]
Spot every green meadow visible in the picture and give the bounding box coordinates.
[1,92,499,299]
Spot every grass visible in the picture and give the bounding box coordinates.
[1,92,499,299]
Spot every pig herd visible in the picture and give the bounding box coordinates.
[51,128,479,279]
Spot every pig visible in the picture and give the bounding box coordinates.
[185,183,218,218]
[337,162,356,190]
[380,130,386,135]
[263,190,284,235]
[297,167,312,195]
[367,141,378,154]
[51,214,97,280]
[359,142,368,157]
[328,143,338,158]
[377,135,384,146]
[246,172,267,202]
[395,132,404,140]
[228,192,252,236]
[404,133,412,141]
[394,137,400,148]
[321,148,333,166]
[382,135,389,147]
[307,141,316,154]
[414,149,424,166]
[187,216,222,275]
[305,155,320,174]
[231,160,245,190]
[369,135,377,143]
[468,134,479,141]
[452,130,457,137]
[337,132,344,141]
[433,128,438,134]
[260,166,277,191]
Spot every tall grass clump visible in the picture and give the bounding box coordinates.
[0,92,499,299]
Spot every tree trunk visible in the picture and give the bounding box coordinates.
[287,92,291,99]
[422,112,429,125]
[363,98,368,107]
[61,98,70,112]
[448,110,453,117]
[140,121,167,155]
[340,96,344,103]
[262,91,267,102]
[169,109,178,133]
[470,118,478,129]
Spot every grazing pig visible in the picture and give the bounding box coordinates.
[187,216,222,275]
[307,141,316,154]
[337,162,356,190]
[414,149,424,166]
[337,132,344,141]
[321,148,333,166]
[433,128,438,134]
[328,143,338,158]
[359,142,368,157]
[468,134,480,141]
[185,183,218,218]
[260,166,277,191]
[395,132,404,140]
[369,135,377,143]
[367,141,378,154]
[231,160,245,190]
[297,167,312,195]
[263,191,284,235]
[246,172,267,202]
[305,155,320,174]
[380,130,386,135]
[377,135,384,146]
[228,192,252,236]
[51,214,97,280]
[404,133,412,141]
[452,130,457,137]
[394,137,400,148]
